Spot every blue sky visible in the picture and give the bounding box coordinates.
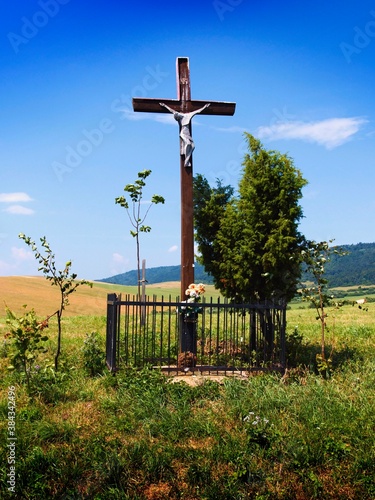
[1,0,375,280]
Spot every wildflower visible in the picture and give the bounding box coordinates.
[243,412,270,427]
[243,411,255,422]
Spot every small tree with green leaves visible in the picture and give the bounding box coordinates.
[19,234,92,370]
[5,306,49,391]
[300,239,348,375]
[115,169,165,297]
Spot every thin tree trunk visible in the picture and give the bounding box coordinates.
[55,309,62,371]
[141,259,146,326]
[136,234,141,299]
[319,285,325,360]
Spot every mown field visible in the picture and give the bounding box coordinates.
[0,276,221,318]
[0,277,374,499]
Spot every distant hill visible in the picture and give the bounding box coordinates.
[99,243,375,287]
[322,242,375,287]
[99,262,213,286]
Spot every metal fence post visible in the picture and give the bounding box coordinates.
[106,293,118,372]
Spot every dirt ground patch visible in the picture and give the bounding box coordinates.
[168,372,249,386]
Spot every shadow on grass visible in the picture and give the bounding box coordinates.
[285,330,362,373]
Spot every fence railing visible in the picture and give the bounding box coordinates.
[106,294,286,375]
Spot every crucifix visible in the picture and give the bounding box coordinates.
[133,57,235,354]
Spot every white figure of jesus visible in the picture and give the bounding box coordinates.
[159,102,210,167]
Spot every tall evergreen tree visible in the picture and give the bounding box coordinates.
[193,173,234,280]
[194,134,307,302]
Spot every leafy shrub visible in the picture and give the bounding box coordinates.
[31,360,72,403]
[285,326,304,367]
[82,332,105,376]
[4,306,49,390]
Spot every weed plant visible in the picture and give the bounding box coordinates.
[81,332,106,376]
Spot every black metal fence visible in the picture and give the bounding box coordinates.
[106,293,286,375]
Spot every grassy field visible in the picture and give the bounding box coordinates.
[0,276,221,318]
[0,277,374,499]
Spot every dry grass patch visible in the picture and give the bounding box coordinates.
[0,277,222,320]
[143,481,174,500]
[0,276,131,317]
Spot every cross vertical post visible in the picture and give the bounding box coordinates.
[132,57,236,357]
[177,58,195,302]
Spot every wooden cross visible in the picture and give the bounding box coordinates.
[133,57,236,301]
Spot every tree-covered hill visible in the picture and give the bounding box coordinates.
[323,242,375,287]
[99,263,213,286]
[99,242,375,287]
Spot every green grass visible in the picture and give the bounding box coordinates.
[1,300,375,498]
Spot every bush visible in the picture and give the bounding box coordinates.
[81,332,105,376]
[4,306,49,390]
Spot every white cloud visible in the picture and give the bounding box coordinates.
[0,192,33,203]
[1,192,34,215]
[0,246,34,275]
[112,252,125,263]
[4,205,34,215]
[168,245,178,253]
[109,252,130,276]
[256,117,367,149]
[11,246,33,261]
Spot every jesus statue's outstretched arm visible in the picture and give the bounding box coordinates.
[159,102,179,115]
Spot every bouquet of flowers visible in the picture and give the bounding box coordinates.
[178,283,205,319]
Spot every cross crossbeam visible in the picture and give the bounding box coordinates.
[133,98,236,116]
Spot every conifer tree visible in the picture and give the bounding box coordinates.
[194,134,307,302]
[193,173,234,281]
